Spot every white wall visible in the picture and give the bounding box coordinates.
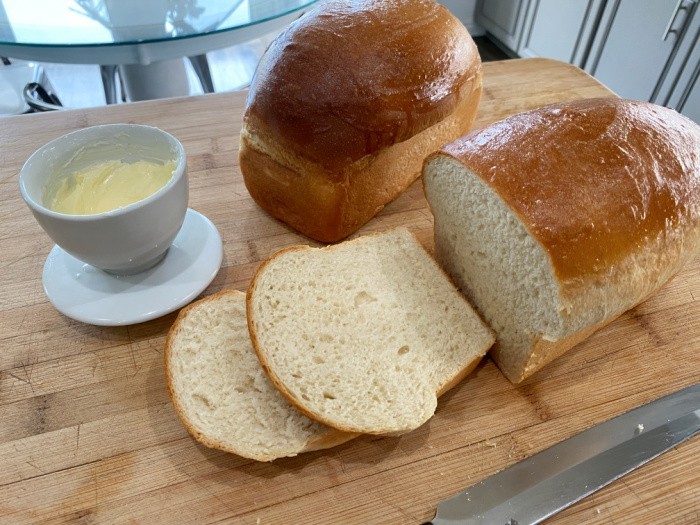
[438,0,484,35]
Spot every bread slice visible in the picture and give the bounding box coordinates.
[165,290,356,462]
[423,98,700,383]
[247,228,495,435]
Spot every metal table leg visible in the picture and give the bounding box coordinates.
[118,58,190,101]
[188,54,215,93]
[100,65,118,104]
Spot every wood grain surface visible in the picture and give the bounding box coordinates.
[0,58,698,525]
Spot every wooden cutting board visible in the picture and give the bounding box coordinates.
[0,58,698,525]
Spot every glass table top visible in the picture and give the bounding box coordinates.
[0,0,317,47]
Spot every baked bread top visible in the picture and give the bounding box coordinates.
[435,97,700,282]
[243,0,481,174]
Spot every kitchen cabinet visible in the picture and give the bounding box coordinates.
[629,0,700,120]
[585,0,699,106]
[518,0,604,67]
[665,47,699,122]
[474,0,529,53]
[655,3,699,121]
[476,0,700,121]
[679,75,700,122]
[439,0,481,34]
[475,0,603,63]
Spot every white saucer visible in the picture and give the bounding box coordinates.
[42,208,223,326]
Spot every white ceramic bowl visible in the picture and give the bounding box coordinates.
[19,124,188,274]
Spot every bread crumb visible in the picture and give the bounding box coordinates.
[256,519,261,525]
[485,440,497,448]
[596,508,601,514]
[637,424,644,433]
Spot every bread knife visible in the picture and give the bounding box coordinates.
[427,382,700,525]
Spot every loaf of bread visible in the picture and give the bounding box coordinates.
[247,228,495,434]
[423,97,700,383]
[239,0,482,243]
[165,290,356,461]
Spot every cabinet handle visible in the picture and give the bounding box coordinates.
[663,0,696,41]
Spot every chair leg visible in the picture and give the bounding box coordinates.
[117,67,127,103]
[188,54,215,94]
[100,65,118,105]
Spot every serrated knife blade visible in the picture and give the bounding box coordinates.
[428,382,700,525]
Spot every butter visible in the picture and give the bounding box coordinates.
[46,159,175,215]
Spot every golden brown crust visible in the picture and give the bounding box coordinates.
[241,75,482,243]
[435,359,483,398]
[239,137,347,243]
[244,0,481,172]
[493,315,621,384]
[498,273,681,383]
[430,98,700,383]
[240,0,482,243]
[438,98,700,285]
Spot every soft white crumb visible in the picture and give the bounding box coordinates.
[637,423,644,433]
[485,440,497,448]
[596,508,601,515]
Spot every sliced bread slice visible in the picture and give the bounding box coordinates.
[165,290,356,462]
[247,228,495,435]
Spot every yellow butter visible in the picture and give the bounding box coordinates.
[47,159,175,215]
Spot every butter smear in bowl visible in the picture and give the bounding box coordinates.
[46,158,176,215]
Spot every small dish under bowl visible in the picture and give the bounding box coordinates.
[42,208,223,326]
